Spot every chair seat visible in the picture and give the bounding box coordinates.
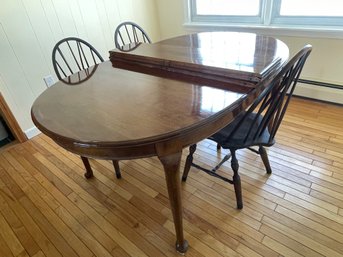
[209,112,275,149]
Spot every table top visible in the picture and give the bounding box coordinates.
[31,32,289,160]
[32,61,247,157]
[110,32,289,90]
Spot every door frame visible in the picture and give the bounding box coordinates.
[0,93,27,143]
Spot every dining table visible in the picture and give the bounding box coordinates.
[31,31,289,254]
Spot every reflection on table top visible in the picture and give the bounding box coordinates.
[110,31,289,87]
[32,61,245,146]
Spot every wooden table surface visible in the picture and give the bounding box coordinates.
[110,31,289,90]
[31,32,289,254]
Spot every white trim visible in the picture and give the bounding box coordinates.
[25,126,41,139]
[262,0,273,25]
[294,83,343,104]
[183,0,191,23]
[183,22,343,39]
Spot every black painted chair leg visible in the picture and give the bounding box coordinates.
[217,143,221,150]
[230,149,243,209]
[259,146,272,174]
[112,160,122,179]
[182,144,197,182]
[81,156,93,178]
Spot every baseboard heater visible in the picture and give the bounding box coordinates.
[294,78,343,105]
[298,79,343,90]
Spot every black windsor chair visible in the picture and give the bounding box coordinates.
[114,21,151,49]
[52,37,122,179]
[182,45,312,209]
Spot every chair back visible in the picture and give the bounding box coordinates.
[223,45,312,146]
[52,37,104,81]
[114,21,151,49]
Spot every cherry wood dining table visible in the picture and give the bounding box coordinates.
[31,32,289,254]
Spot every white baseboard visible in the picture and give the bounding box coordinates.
[294,82,343,104]
[25,126,41,139]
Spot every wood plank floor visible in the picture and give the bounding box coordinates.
[0,97,343,257]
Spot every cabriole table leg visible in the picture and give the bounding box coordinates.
[158,151,188,254]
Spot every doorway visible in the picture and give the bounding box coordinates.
[0,93,27,148]
[0,115,15,147]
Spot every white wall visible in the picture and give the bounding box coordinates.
[0,0,160,136]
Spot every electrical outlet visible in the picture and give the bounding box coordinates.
[43,75,55,88]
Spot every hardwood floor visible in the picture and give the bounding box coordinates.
[0,97,343,257]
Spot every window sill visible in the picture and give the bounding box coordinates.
[183,22,343,39]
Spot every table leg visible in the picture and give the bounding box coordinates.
[81,156,93,178]
[158,151,189,254]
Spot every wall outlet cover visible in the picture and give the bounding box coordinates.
[43,75,56,88]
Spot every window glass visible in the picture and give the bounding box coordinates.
[279,0,343,16]
[189,0,343,28]
[195,0,260,16]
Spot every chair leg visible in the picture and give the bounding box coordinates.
[230,149,243,209]
[217,143,221,150]
[259,146,272,174]
[81,156,93,179]
[112,160,122,179]
[182,144,197,182]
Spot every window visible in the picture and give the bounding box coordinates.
[271,0,343,26]
[189,0,343,28]
[195,0,260,16]
[191,0,264,24]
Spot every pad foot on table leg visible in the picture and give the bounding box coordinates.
[176,240,188,255]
